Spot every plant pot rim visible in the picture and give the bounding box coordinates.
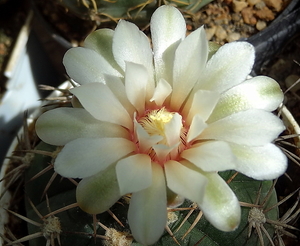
[0,81,71,246]
[281,105,300,147]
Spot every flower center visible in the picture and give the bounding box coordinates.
[136,107,187,164]
[140,108,177,144]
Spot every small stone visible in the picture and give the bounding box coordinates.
[232,13,242,22]
[205,25,217,40]
[255,6,275,21]
[241,7,257,25]
[226,32,241,42]
[285,75,300,92]
[256,20,267,30]
[264,0,282,12]
[232,0,248,13]
[255,1,266,9]
[247,0,261,6]
[215,26,227,41]
[250,16,257,25]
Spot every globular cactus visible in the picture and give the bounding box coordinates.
[1,111,282,246]
[56,0,214,22]
[33,0,214,44]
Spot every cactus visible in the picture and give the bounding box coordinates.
[56,0,214,21]
[33,0,214,44]
[1,108,298,246]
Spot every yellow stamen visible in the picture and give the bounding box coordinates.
[140,108,176,139]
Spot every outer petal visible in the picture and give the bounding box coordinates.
[165,160,208,204]
[171,26,208,110]
[128,163,167,245]
[63,47,121,84]
[84,28,123,74]
[54,138,135,179]
[229,143,287,179]
[116,154,152,195]
[71,83,132,129]
[112,20,154,98]
[200,109,285,146]
[181,141,236,172]
[195,42,255,93]
[151,5,186,82]
[199,172,241,231]
[113,20,153,73]
[36,108,129,146]
[76,164,120,214]
[208,76,284,123]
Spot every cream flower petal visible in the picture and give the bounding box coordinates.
[35,108,129,146]
[150,78,172,106]
[171,26,208,110]
[152,144,178,163]
[187,115,207,143]
[200,109,285,146]
[113,19,153,73]
[165,160,208,204]
[128,163,167,245]
[103,74,136,116]
[199,172,241,231]
[116,154,152,195]
[185,90,220,124]
[164,113,182,147]
[55,138,135,179]
[76,164,120,214]
[134,119,163,153]
[151,5,186,82]
[112,20,154,98]
[229,143,287,179]
[195,42,255,93]
[181,141,236,172]
[208,76,284,123]
[125,62,148,114]
[63,47,121,84]
[71,83,132,129]
[84,28,122,74]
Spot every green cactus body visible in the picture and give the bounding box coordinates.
[23,140,278,246]
[33,0,214,49]
[58,0,214,20]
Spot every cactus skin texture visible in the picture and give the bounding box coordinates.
[23,140,278,246]
[54,0,214,23]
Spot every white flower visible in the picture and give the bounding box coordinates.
[36,5,287,245]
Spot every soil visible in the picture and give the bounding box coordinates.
[188,0,292,44]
